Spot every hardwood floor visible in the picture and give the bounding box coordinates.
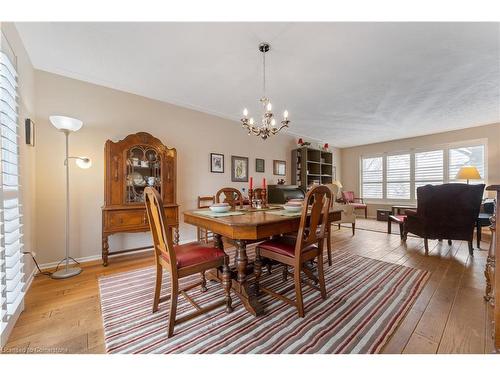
[4,219,495,354]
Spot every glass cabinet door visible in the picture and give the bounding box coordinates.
[125,146,161,203]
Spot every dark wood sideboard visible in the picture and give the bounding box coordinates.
[485,185,500,352]
[101,132,179,266]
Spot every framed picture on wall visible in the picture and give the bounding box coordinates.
[273,160,286,176]
[231,155,249,182]
[255,158,265,173]
[210,153,224,173]
[25,118,35,147]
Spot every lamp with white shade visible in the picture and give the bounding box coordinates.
[455,166,481,184]
[50,115,92,279]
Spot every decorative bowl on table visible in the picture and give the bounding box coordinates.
[209,203,231,213]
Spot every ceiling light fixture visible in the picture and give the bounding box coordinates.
[241,42,289,140]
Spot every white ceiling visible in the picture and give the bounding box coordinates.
[15,22,500,147]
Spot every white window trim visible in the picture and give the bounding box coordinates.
[360,138,488,204]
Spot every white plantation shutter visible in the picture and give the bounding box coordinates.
[449,145,485,184]
[0,50,23,337]
[415,150,444,193]
[386,154,410,199]
[361,156,383,198]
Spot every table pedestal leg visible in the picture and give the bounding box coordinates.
[210,234,264,316]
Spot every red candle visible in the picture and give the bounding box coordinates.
[249,176,253,190]
[263,178,266,189]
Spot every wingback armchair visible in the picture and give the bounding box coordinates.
[403,183,485,256]
[341,191,367,218]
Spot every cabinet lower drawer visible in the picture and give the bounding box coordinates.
[103,207,178,232]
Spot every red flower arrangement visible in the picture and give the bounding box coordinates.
[323,143,329,150]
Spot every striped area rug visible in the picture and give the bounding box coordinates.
[98,251,429,354]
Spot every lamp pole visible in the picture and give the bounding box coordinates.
[52,130,82,279]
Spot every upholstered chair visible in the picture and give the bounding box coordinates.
[341,191,368,218]
[403,183,485,256]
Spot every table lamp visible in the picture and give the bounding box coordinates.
[455,166,481,184]
[50,115,92,279]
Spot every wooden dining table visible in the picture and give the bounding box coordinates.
[184,206,342,316]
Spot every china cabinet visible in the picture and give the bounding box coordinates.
[101,132,178,266]
[485,185,499,352]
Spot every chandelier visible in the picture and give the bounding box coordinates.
[241,42,290,140]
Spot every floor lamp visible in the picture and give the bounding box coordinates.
[50,115,92,279]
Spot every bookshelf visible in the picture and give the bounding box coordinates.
[291,147,334,190]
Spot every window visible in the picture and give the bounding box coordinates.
[0,50,23,341]
[415,150,444,193]
[360,142,486,201]
[386,154,410,199]
[361,157,383,199]
[449,145,485,184]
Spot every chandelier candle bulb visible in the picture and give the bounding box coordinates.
[243,108,248,117]
[266,102,272,111]
[249,118,254,125]
[284,110,288,119]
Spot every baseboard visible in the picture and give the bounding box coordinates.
[36,238,195,271]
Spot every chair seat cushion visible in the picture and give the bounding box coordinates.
[351,203,367,209]
[160,242,225,269]
[258,237,318,258]
[390,214,407,223]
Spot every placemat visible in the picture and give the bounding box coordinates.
[265,209,302,217]
[193,210,246,218]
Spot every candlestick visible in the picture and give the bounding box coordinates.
[261,188,267,208]
[262,177,266,189]
[248,188,254,208]
[249,176,253,190]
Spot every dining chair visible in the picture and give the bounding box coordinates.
[254,185,331,317]
[215,187,244,209]
[144,187,233,338]
[197,195,215,243]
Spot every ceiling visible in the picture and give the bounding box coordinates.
[15,22,500,147]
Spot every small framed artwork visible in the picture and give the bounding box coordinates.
[210,153,224,173]
[255,158,265,173]
[231,155,249,182]
[273,160,286,176]
[25,118,35,147]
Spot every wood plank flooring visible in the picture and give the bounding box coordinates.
[3,219,495,354]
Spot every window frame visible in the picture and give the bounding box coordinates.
[359,138,488,204]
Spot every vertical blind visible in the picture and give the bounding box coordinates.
[0,50,23,335]
[361,156,383,198]
[386,154,411,199]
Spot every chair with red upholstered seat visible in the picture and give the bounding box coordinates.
[144,187,232,337]
[341,191,367,218]
[254,185,331,317]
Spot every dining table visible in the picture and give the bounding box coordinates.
[183,206,342,316]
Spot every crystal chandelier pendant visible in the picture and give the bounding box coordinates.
[240,42,290,140]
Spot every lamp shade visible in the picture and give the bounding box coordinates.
[455,166,481,180]
[49,115,83,132]
[76,157,92,169]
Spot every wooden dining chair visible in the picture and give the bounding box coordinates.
[254,185,331,317]
[197,195,215,243]
[215,187,244,209]
[144,187,233,337]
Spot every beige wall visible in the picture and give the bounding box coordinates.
[1,23,36,279]
[340,122,500,217]
[34,70,340,265]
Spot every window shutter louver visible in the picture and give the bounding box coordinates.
[361,156,383,198]
[0,50,24,335]
[415,150,444,193]
[449,145,485,184]
[386,154,411,199]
